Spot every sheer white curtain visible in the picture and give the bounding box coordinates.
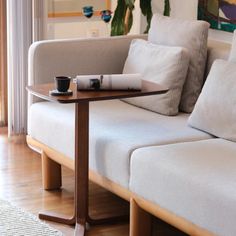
[32,0,48,41]
[7,0,32,135]
[7,0,47,135]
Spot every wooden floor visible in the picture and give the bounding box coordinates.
[0,127,186,236]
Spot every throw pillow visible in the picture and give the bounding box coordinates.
[229,30,236,62]
[148,14,210,113]
[122,39,190,116]
[188,59,236,141]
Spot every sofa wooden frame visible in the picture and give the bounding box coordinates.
[27,135,213,236]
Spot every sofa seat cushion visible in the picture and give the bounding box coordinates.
[28,100,212,188]
[130,139,236,236]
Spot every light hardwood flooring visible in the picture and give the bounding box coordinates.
[0,127,186,236]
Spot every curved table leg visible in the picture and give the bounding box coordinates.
[75,223,86,236]
[39,211,76,225]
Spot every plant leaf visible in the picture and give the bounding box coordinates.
[125,0,135,34]
[140,0,153,33]
[164,0,171,16]
[125,0,135,10]
[127,8,133,33]
[111,0,127,36]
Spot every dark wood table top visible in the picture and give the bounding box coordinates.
[26,81,168,104]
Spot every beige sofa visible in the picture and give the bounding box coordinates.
[27,35,233,236]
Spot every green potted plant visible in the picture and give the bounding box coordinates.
[111,0,171,36]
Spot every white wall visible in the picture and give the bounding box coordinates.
[150,0,233,43]
[152,0,198,20]
[209,29,233,43]
[129,0,142,35]
[47,0,114,39]
[140,0,198,33]
[47,17,110,39]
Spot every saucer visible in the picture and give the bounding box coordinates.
[49,89,73,96]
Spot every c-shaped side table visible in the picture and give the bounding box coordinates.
[27,81,168,235]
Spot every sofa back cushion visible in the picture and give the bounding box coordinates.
[148,14,209,113]
[188,59,236,142]
[228,30,236,62]
[122,39,190,116]
[205,39,231,77]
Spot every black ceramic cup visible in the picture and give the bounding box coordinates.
[55,76,71,92]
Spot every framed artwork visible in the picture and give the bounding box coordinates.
[48,0,111,18]
[198,0,236,32]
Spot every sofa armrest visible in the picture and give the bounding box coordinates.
[28,34,147,106]
[28,34,147,87]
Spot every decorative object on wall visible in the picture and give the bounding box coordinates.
[111,0,171,36]
[48,0,111,18]
[198,0,236,32]
[100,9,112,23]
[82,6,94,18]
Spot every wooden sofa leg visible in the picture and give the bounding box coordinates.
[130,198,152,236]
[41,152,62,190]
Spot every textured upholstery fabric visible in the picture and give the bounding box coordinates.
[229,30,236,62]
[148,14,209,113]
[27,35,230,109]
[206,39,231,77]
[28,100,212,188]
[130,139,236,236]
[188,60,236,142]
[122,39,190,115]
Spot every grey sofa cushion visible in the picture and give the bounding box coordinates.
[148,14,209,113]
[188,59,236,142]
[229,30,236,62]
[130,139,236,236]
[122,39,190,115]
[206,39,231,76]
[28,100,212,188]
